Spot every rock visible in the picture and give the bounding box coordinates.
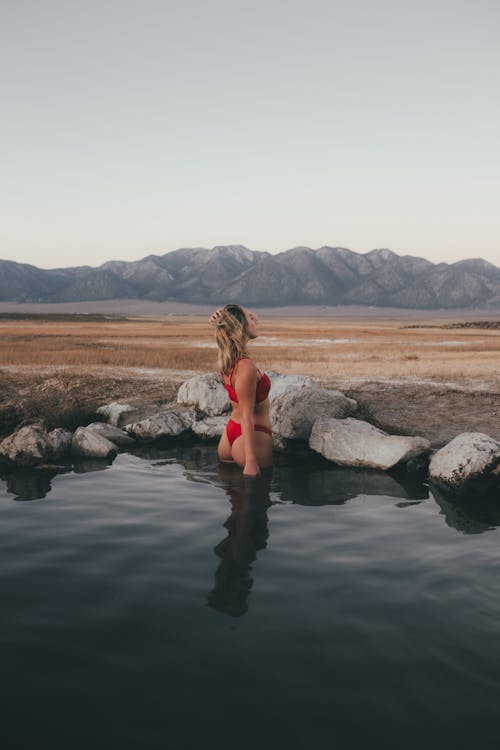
[271,387,357,442]
[192,416,227,439]
[86,422,136,447]
[125,406,196,441]
[96,402,159,428]
[429,432,500,496]
[70,427,118,459]
[176,371,314,417]
[96,402,135,426]
[177,373,230,416]
[267,372,314,402]
[309,417,431,470]
[47,428,73,459]
[0,424,53,467]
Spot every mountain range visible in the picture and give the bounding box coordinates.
[1,245,500,309]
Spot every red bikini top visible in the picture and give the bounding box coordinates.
[223,358,271,404]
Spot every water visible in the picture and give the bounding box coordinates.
[1,443,500,750]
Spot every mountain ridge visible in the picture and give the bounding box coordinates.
[1,246,499,309]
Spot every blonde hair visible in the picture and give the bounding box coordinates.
[215,304,250,376]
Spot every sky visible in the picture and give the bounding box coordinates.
[1,0,499,270]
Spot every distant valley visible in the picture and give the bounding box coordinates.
[1,245,500,309]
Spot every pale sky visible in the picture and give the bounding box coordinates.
[1,0,499,270]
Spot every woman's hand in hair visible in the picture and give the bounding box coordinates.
[209,308,223,326]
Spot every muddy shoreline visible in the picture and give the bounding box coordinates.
[1,366,498,448]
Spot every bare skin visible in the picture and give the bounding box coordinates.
[215,310,272,477]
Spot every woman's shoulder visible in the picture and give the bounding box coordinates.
[234,356,257,376]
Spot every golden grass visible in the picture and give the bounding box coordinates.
[1,315,499,385]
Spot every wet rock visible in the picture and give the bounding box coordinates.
[125,406,196,441]
[47,428,73,459]
[429,432,500,496]
[0,424,53,467]
[177,373,230,416]
[309,417,431,470]
[86,422,136,447]
[271,387,357,442]
[192,416,227,439]
[71,426,117,459]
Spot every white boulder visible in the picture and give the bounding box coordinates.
[429,432,500,495]
[177,373,230,416]
[125,406,196,441]
[0,424,53,466]
[96,402,136,426]
[310,417,430,470]
[192,416,227,439]
[86,422,136,446]
[70,427,118,459]
[271,387,357,442]
[267,372,314,402]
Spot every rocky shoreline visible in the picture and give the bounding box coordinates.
[1,370,499,500]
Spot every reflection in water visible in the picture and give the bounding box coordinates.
[1,441,500,538]
[72,457,115,474]
[131,440,217,469]
[431,486,500,534]
[0,457,112,501]
[208,465,272,618]
[271,453,429,506]
[1,468,58,502]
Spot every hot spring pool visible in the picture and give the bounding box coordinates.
[1,443,500,750]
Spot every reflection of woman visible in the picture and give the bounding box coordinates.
[210,304,272,477]
[208,464,272,617]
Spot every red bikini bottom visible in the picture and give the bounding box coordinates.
[226,419,272,447]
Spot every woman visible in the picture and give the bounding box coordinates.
[210,304,272,476]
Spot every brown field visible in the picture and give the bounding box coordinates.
[0,313,499,386]
[1,311,499,445]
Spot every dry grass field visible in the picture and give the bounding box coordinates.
[1,313,499,386]
[1,312,499,444]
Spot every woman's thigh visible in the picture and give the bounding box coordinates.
[231,431,272,468]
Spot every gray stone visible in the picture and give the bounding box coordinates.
[309,417,430,470]
[192,416,227,439]
[429,432,500,496]
[96,402,135,426]
[0,424,53,466]
[271,387,357,442]
[47,428,73,459]
[86,422,136,446]
[177,373,230,416]
[71,427,118,459]
[96,402,159,428]
[267,372,314,402]
[125,406,196,441]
